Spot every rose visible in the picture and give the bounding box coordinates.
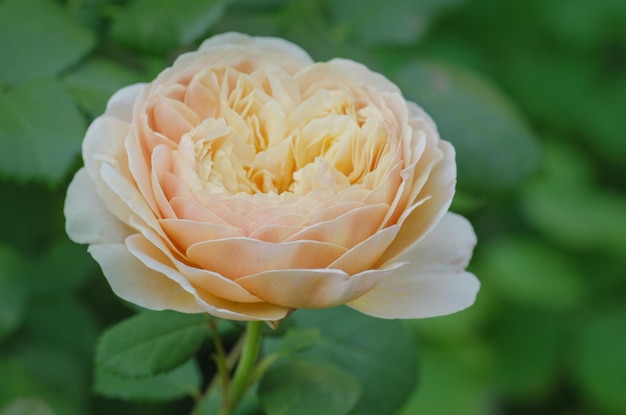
[65,33,479,323]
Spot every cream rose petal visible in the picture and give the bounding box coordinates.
[65,168,132,245]
[104,83,146,122]
[198,32,314,70]
[88,243,203,314]
[348,213,479,319]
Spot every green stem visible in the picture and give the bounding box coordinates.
[218,321,264,415]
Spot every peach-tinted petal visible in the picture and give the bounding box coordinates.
[286,204,389,249]
[348,213,479,318]
[100,163,161,232]
[65,168,132,245]
[125,234,289,320]
[151,97,199,141]
[186,238,347,280]
[376,141,456,264]
[236,264,403,309]
[248,224,306,243]
[126,131,159,214]
[89,242,203,313]
[329,225,401,275]
[170,197,233,227]
[160,218,243,250]
[129,217,261,304]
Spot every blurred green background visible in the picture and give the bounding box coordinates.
[1,0,625,414]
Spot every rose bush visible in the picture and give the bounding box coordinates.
[65,33,479,322]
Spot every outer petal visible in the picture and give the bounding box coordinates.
[129,216,261,304]
[104,83,146,122]
[88,243,203,313]
[376,140,456,265]
[126,234,289,321]
[236,263,403,309]
[348,212,479,319]
[296,58,401,95]
[199,32,314,67]
[64,168,132,245]
[186,238,347,280]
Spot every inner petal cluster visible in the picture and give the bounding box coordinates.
[144,64,403,200]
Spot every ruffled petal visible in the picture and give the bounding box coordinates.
[104,83,146,122]
[236,263,403,309]
[126,234,289,321]
[65,168,132,245]
[348,213,479,318]
[186,238,347,280]
[89,242,203,313]
[377,141,456,264]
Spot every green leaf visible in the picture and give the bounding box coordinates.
[96,310,209,378]
[0,245,27,340]
[231,0,288,8]
[398,345,490,415]
[0,0,95,85]
[394,61,541,194]
[0,79,86,186]
[94,359,201,402]
[0,182,62,253]
[29,239,95,297]
[0,398,55,415]
[278,328,321,356]
[259,359,361,415]
[330,0,464,45]
[284,307,417,415]
[24,299,98,361]
[0,346,89,415]
[500,50,593,133]
[573,306,626,413]
[110,0,231,54]
[522,182,626,259]
[477,237,586,310]
[62,58,144,118]
[491,307,559,399]
[581,77,626,166]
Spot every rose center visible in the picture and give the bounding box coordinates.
[168,67,398,196]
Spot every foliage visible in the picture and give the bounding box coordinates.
[1,0,625,414]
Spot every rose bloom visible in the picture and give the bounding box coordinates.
[65,33,479,323]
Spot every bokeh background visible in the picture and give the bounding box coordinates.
[1,0,625,414]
